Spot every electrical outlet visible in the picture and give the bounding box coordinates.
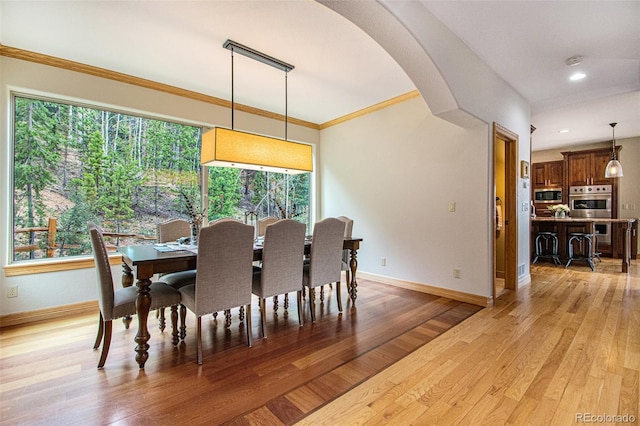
[453,268,461,279]
[380,257,386,266]
[7,286,18,298]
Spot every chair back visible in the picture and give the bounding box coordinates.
[194,219,254,315]
[88,223,115,320]
[258,216,279,237]
[308,218,346,287]
[260,219,306,297]
[157,218,190,243]
[337,216,353,239]
[337,216,354,264]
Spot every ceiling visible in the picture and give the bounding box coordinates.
[1,1,639,151]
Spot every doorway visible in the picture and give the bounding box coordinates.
[493,123,518,303]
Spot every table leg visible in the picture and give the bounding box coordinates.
[135,276,152,369]
[349,247,359,304]
[121,263,134,329]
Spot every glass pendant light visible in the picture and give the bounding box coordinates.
[605,122,623,178]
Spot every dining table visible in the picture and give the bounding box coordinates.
[117,237,363,368]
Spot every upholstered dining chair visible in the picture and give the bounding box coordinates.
[257,216,278,237]
[252,219,306,338]
[178,219,255,364]
[303,217,346,323]
[156,218,197,329]
[88,223,182,368]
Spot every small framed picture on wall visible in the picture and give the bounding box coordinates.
[521,160,530,179]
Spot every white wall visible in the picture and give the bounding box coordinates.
[320,96,491,296]
[0,56,319,315]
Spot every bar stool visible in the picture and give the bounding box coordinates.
[565,232,596,271]
[532,231,561,265]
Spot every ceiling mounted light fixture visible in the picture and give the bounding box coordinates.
[200,40,312,174]
[604,122,623,178]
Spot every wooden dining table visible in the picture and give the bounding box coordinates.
[117,238,362,368]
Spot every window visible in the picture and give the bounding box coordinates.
[11,94,310,262]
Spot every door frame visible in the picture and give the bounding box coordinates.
[492,123,518,302]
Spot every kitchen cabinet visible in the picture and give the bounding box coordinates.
[532,160,564,188]
[564,147,619,186]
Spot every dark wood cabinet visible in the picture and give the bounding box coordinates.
[612,219,638,260]
[564,147,619,186]
[532,160,563,188]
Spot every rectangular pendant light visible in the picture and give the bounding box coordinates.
[201,127,313,174]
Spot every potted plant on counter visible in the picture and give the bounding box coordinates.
[547,204,570,218]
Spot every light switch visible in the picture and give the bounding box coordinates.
[449,202,456,212]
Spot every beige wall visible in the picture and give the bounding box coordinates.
[320,96,492,296]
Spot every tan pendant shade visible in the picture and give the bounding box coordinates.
[201,127,312,174]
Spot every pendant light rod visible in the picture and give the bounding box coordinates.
[223,39,294,72]
[231,47,235,129]
[285,71,288,140]
[609,122,617,158]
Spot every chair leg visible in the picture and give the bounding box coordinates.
[273,295,279,312]
[297,290,304,327]
[260,298,267,339]
[336,281,343,312]
[284,293,289,310]
[179,305,187,340]
[196,316,203,365]
[97,320,112,369]
[170,305,179,345]
[320,285,325,302]
[309,287,316,323]
[158,308,166,331]
[224,309,232,328]
[246,303,253,348]
[93,313,104,349]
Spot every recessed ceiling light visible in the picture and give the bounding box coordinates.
[559,129,570,133]
[570,72,586,81]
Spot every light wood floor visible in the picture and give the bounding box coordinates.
[300,258,639,425]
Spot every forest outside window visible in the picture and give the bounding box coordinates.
[11,94,311,263]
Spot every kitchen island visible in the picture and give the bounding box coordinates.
[531,217,637,273]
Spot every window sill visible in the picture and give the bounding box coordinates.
[3,254,123,277]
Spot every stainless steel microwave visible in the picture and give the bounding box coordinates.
[533,188,562,203]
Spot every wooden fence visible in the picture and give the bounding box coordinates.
[14,218,154,258]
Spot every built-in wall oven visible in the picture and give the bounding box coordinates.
[568,185,612,244]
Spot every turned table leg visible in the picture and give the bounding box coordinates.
[121,263,134,329]
[349,247,359,304]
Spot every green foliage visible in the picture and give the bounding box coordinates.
[208,167,242,220]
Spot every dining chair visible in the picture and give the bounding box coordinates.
[178,219,255,364]
[303,217,346,323]
[156,218,197,329]
[88,223,182,368]
[257,216,279,237]
[252,219,306,338]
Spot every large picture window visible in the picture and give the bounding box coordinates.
[11,94,310,262]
